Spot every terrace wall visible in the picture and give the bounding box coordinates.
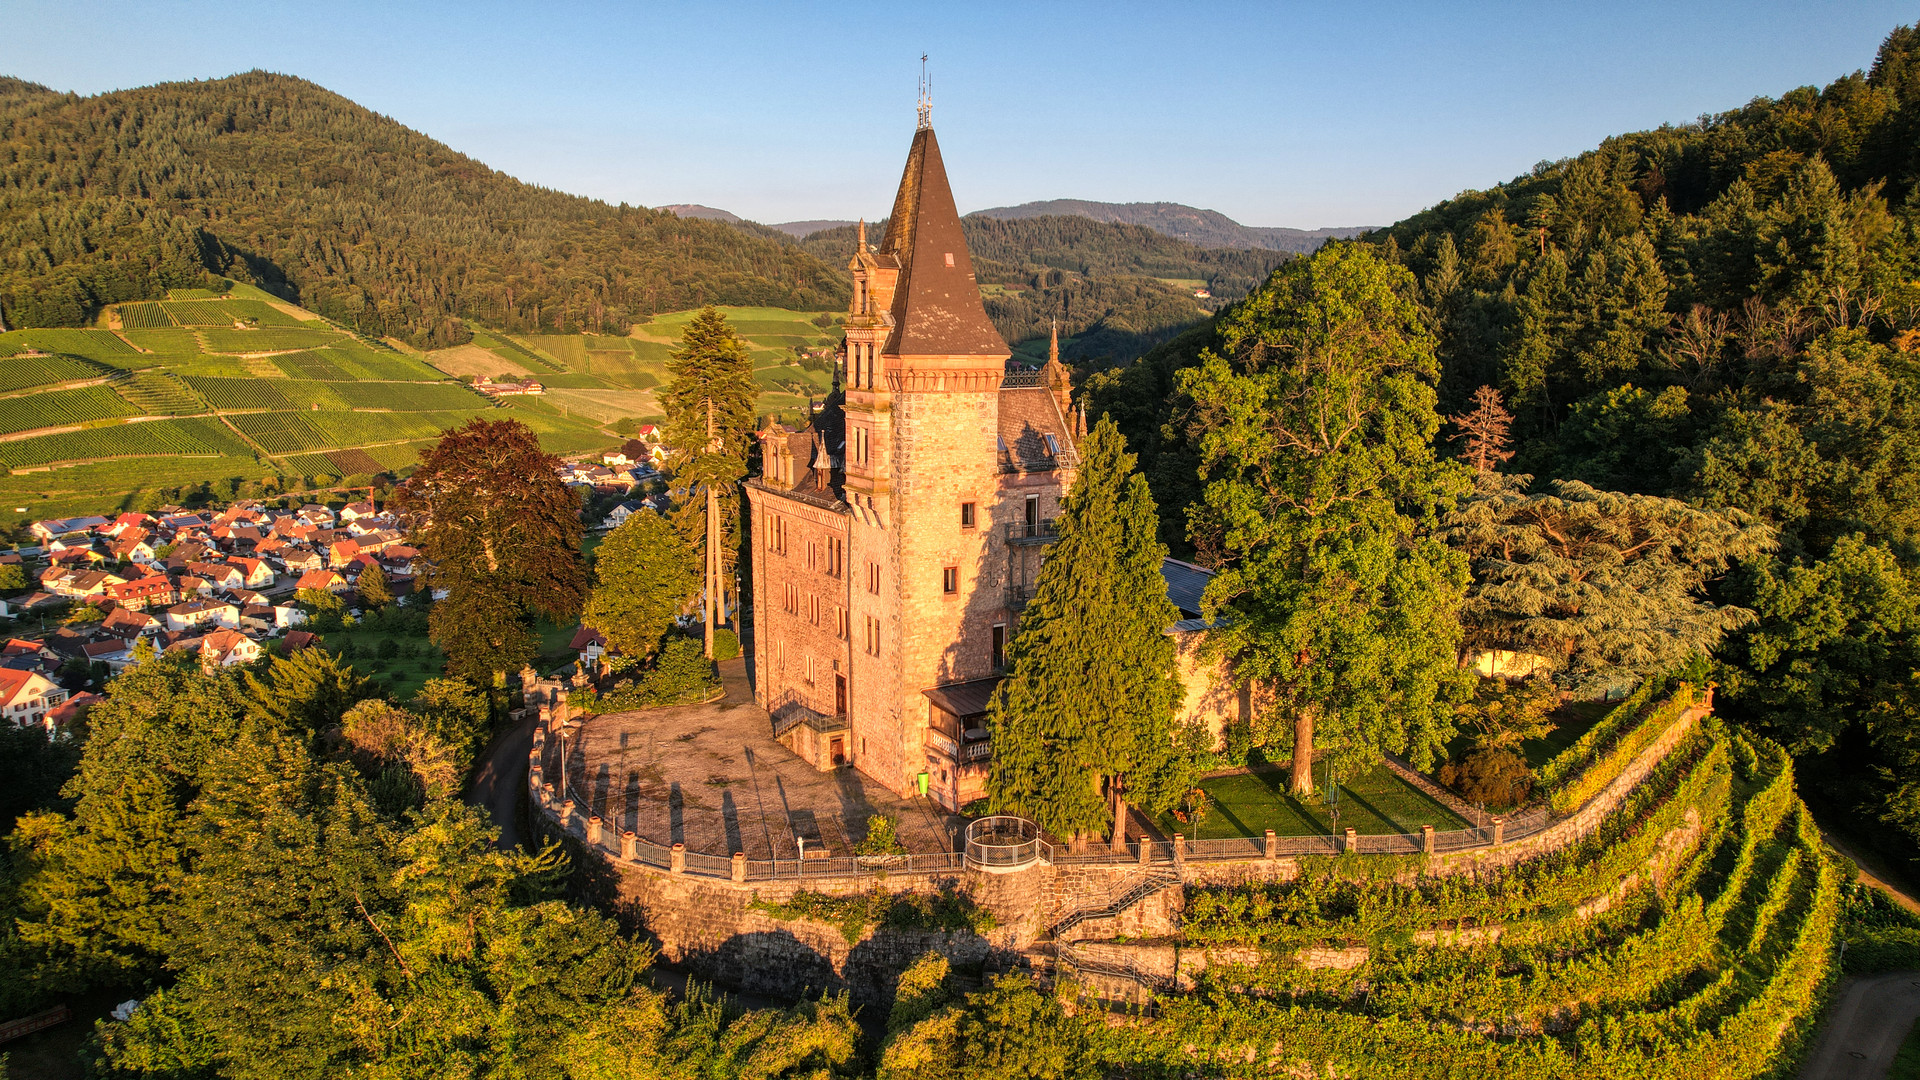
[529,702,1710,1002]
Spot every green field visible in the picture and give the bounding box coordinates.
[0,386,136,435]
[1157,758,1469,839]
[0,301,841,532]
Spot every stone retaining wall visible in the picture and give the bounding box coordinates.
[530,703,1713,1002]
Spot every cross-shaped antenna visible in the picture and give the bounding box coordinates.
[917,54,932,130]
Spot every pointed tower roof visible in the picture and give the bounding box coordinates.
[877,128,1006,358]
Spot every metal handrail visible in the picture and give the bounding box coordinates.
[966,815,1046,869]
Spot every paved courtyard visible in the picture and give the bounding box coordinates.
[553,657,960,860]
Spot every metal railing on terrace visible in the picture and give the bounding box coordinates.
[1005,519,1059,543]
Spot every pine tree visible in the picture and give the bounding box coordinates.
[583,509,699,662]
[661,306,758,657]
[1448,385,1515,474]
[354,562,392,609]
[398,418,586,686]
[987,417,1193,843]
[1178,244,1474,794]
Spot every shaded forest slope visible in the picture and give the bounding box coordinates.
[0,72,848,346]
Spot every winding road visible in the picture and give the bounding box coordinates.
[1799,970,1920,1079]
[467,714,533,851]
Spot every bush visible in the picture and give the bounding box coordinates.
[711,627,740,662]
[571,635,718,712]
[856,814,906,856]
[1439,748,1533,810]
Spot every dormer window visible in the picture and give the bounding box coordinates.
[1041,433,1059,458]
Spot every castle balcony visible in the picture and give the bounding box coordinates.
[1008,582,1035,611]
[1005,518,1059,545]
[924,678,999,767]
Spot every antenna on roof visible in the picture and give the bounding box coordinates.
[917,54,932,131]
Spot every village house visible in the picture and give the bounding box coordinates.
[42,568,126,600]
[196,629,262,668]
[226,556,275,589]
[165,597,239,632]
[295,568,349,594]
[0,668,69,728]
[187,562,245,591]
[29,515,111,543]
[100,606,162,640]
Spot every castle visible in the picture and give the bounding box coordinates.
[744,118,1240,812]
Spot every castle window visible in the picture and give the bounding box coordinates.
[944,252,954,267]
[836,607,849,641]
[867,561,880,595]
[942,566,958,594]
[827,537,843,578]
[992,624,1006,672]
[805,655,816,685]
[959,502,976,530]
[864,614,881,656]
[784,583,799,615]
[809,594,819,625]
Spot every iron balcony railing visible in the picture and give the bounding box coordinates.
[1005,519,1059,543]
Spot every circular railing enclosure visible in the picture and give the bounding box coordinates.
[966,815,1046,872]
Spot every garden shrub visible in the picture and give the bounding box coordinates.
[1840,882,1920,972]
[749,887,995,944]
[571,635,718,713]
[1439,747,1532,809]
[856,813,907,856]
[711,627,740,662]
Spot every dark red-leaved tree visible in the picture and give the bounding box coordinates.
[397,418,585,686]
[1449,385,1516,475]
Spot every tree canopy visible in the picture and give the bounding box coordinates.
[986,417,1196,840]
[399,418,586,685]
[583,509,699,662]
[1178,243,1473,791]
[1443,475,1776,694]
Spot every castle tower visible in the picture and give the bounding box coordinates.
[746,119,1084,809]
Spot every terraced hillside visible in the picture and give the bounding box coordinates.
[426,305,844,426]
[0,284,616,529]
[948,683,1844,1077]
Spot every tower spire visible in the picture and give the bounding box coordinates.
[857,218,868,252]
[1049,318,1059,366]
[917,54,932,131]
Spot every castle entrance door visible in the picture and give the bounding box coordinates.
[829,736,846,766]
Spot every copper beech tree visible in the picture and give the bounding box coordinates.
[398,418,586,686]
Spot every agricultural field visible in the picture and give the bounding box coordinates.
[0,386,136,436]
[0,353,111,394]
[0,301,849,523]
[0,417,251,469]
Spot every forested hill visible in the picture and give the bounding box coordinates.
[972,198,1374,252]
[0,72,847,346]
[797,214,1285,365]
[1088,23,1920,877]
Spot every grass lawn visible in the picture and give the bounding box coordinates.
[1159,757,1469,840]
[319,620,444,699]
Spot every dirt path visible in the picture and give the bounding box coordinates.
[1823,828,1920,916]
[1800,971,1920,1079]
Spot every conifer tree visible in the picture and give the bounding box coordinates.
[354,562,392,609]
[1443,474,1775,694]
[583,509,699,662]
[1178,244,1473,794]
[661,306,758,657]
[1448,385,1515,474]
[987,417,1193,843]
[398,418,586,686]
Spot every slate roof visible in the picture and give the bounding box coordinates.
[1161,558,1213,620]
[997,387,1078,471]
[878,128,1007,359]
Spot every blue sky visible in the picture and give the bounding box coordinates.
[3,2,1911,228]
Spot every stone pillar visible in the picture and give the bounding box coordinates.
[1173,833,1186,864]
[670,842,686,874]
[587,816,603,845]
[1137,839,1150,866]
[621,830,638,860]
[541,783,555,809]
[1491,817,1505,848]
[555,688,570,725]
[1421,824,1435,855]
[1344,827,1358,854]
[1264,829,1278,860]
[560,800,575,829]
[529,765,543,790]
[732,852,747,884]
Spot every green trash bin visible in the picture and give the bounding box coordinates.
[916,771,930,796]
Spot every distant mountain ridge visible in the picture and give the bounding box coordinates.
[971,199,1376,253]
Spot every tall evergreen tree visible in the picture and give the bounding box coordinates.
[661,306,758,657]
[987,418,1194,843]
[397,418,586,686]
[583,509,699,662]
[1443,475,1775,694]
[353,562,392,609]
[1178,244,1473,794]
